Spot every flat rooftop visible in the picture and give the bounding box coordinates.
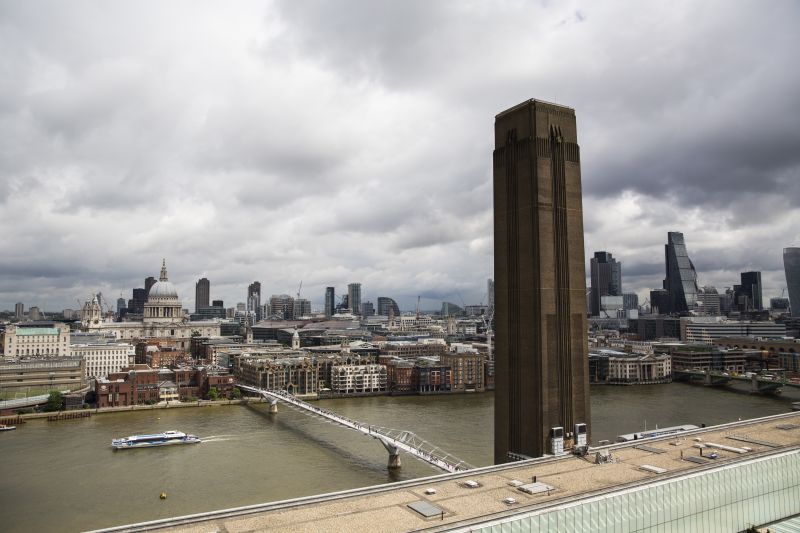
[98,411,800,533]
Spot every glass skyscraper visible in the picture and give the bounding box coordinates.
[663,231,699,314]
[783,248,800,317]
[590,251,622,316]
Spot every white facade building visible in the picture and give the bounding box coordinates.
[681,317,786,343]
[330,364,387,394]
[3,322,70,359]
[607,353,672,384]
[71,342,135,379]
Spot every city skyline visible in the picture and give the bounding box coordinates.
[1,2,799,312]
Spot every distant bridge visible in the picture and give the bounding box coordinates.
[673,370,800,393]
[237,384,475,473]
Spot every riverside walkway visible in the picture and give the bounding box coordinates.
[237,384,475,473]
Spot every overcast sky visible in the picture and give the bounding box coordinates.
[1,1,799,313]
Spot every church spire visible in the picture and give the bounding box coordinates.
[160,259,168,281]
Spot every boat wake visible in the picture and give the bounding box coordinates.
[201,434,238,442]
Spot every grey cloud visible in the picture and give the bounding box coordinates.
[1,1,799,311]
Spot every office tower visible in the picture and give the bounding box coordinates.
[144,276,157,296]
[293,298,311,318]
[441,302,464,316]
[248,281,261,321]
[360,301,375,317]
[377,297,400,317]
[589,251,621,316]
[770,297,790,311]
[269,294,294,320]
[622,293,639,311]
[212,299,224,308]
[195,278,210,312]
[784,248,800,316]
[493,99,590,462]
[733,271,763,312]
[697,286,721,316]
[348,283,362,316]
[663,232,699,314]
[129,288,147,315]
[325,287,335,318]
[487,279,495,309]
[336,295,349,314]
[14,302,23,320]
[116,297,126,315]
[719,288,735,315]
[649,289,670,315]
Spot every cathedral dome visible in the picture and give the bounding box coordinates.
[148,280,178,299]
[146,259,179,300]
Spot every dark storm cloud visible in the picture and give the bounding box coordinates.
[622,262,663,279]
[1,1,799,310]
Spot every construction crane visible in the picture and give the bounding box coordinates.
[296,280,303,301]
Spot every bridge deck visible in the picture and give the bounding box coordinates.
[94,411,800,533]
[238,385,475,473]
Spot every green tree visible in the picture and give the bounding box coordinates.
[231,387,242,400]
[44,391,64,412]
[207,387,219,401]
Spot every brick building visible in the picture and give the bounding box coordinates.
[671,347,748,374]
[412,364,452,393]
[135,339,187,368]
[380,341,447,361]
[382,357,414,393]
[441,352,485,392]
[94,365,228,407]
[236,356,318,396]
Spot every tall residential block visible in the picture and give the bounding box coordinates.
[195,277,210,313]
[784,248,800,317]
[589,251,621,316]
[348,283,362,316]
[493,99,590,462]
[663,231,698,314]
[325,287,335,318]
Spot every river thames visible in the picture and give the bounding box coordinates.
[1,383,797,532]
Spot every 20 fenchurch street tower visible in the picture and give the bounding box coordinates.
[493,99,591,462]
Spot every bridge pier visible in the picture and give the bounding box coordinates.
[269,399,278,414]
[380,439,402,469]
[388,453,401,469]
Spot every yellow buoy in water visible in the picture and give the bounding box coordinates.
[159,492,167,500]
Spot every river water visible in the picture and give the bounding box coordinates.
[1,383,797,532]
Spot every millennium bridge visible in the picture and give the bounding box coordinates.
[237,384,475,473]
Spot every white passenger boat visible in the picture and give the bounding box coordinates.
[111,430,200,449]
[616,424,699,442]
